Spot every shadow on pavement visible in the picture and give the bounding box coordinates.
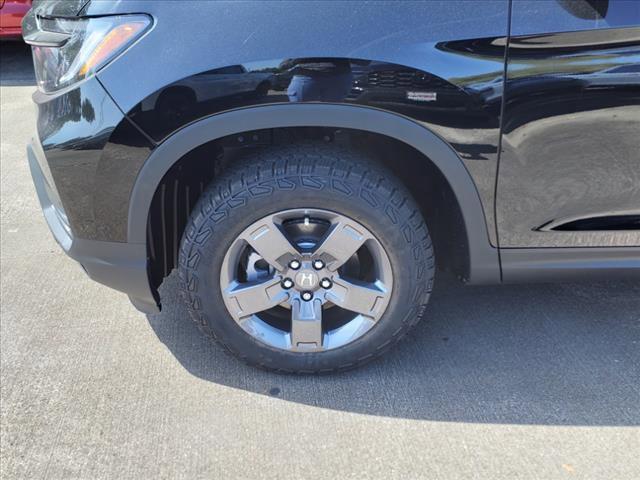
[1,42,35,86]
[148,271,640,426]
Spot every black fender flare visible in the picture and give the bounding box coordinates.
[128,103,500,284]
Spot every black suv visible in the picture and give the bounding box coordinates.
[23,1,639,373]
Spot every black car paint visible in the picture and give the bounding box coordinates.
[39,0,512,248]
[127,53,506,249]
[32,82,153,241]
[24,0,640,313]
[499,25,640,247]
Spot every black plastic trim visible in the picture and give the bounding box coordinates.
[127,103,501,285]
[501,247,640,283]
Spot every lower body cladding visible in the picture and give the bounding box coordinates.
[500,247,640,283]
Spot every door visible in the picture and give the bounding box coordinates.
[497,0,640,248]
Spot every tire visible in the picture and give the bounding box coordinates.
[178,143,434,373]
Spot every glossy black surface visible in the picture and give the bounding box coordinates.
[92,0,510,246]
[27,0,640,254]
[124,42,508,246]
[498,9,640,247]
[128,52,507,244]
[511,0,640,34]
[28,0,514,245]
[34,78,153,241]
[129,56,504,147]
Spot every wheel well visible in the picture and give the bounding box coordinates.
[147,127,469,293]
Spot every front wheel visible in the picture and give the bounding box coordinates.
[178,144,434,373]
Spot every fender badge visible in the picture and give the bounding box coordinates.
[407,91,437,102]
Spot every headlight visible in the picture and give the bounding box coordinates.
[23,14,151,93]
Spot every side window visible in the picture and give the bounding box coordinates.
[512,0,640,35]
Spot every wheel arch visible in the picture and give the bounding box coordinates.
[128,103,500,284]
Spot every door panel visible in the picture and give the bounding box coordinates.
[497,0,640,247]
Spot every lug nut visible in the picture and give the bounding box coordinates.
[312,259,325,270]
[281,278,294,289]
[289,259,301,270]
[320,278,332,289]
[301,291,314,301]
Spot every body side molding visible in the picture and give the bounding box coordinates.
[501,247,640,283]
[127,103,501,284]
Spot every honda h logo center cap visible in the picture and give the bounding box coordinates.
[295,271,318,290]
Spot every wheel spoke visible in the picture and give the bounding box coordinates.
[241,218,298,271]
[326,277,389,320]
[224,278,288,318]
[290,297,323,351]
[314,219,369,271]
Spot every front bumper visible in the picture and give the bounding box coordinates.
[28,140,159,314]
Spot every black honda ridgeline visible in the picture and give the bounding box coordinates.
[23,1,639,372]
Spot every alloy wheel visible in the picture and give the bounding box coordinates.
[219,208,394,352]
